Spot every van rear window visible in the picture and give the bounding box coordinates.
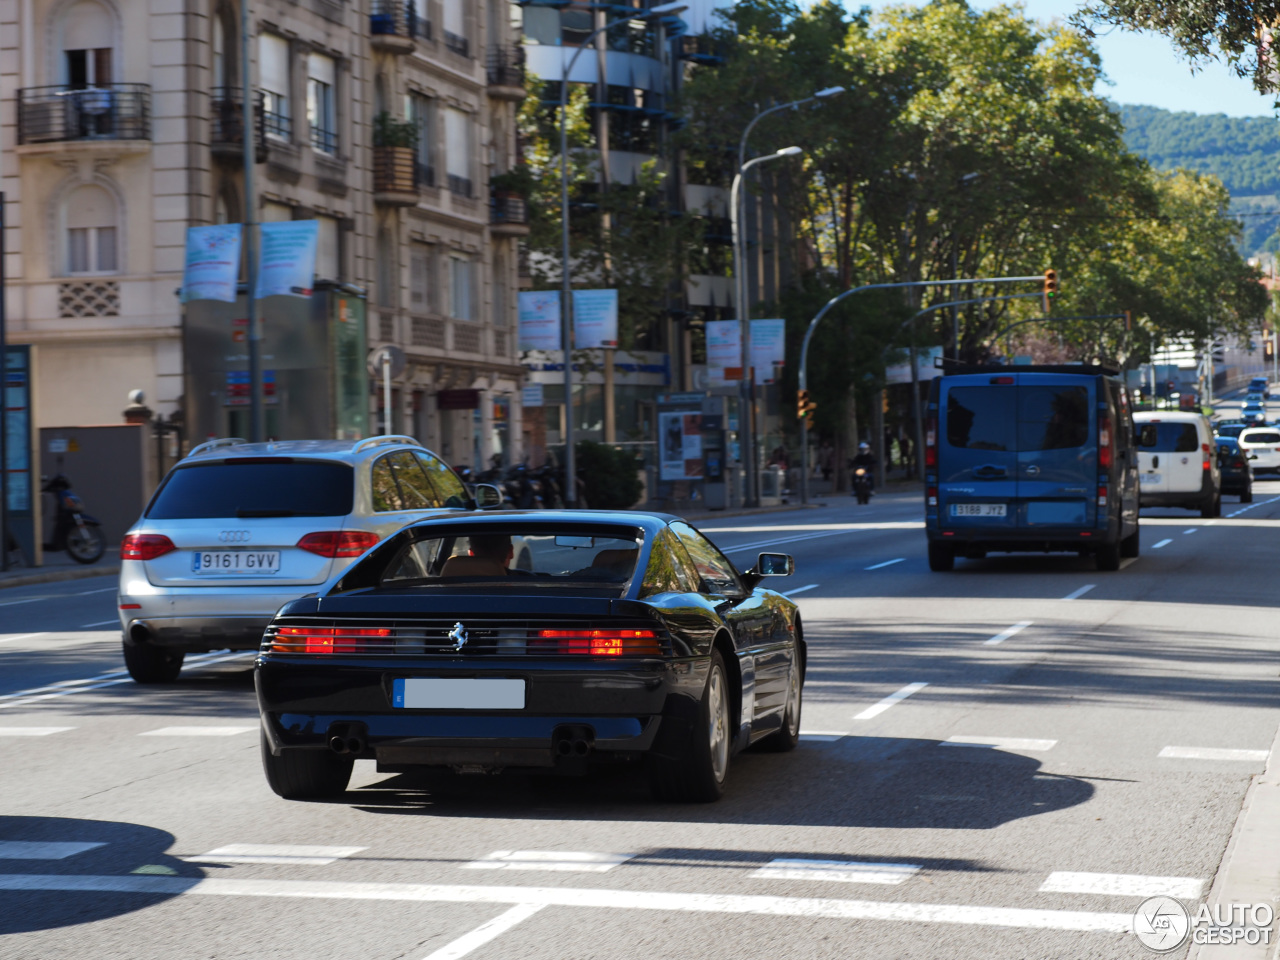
[1018,386,1089,451]
[147,461,354,519]
[946,388,1014,451]
[1141,423,1199,452]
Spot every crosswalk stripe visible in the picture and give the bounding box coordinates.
[139,726,258,737]
[751,859,921,885]
[183,845,366,865]
[462,851,634,873]
[1039,871,1204,899]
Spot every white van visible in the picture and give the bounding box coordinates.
[1133,411,1221,517]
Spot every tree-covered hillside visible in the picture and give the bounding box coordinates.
[1116,104,1280,196]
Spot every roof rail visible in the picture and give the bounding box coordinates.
[350,435,424,455]
[185,437,248,458]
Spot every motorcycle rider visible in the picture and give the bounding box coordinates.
[849,442,876,497]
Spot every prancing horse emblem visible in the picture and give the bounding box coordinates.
[448,622,469,652]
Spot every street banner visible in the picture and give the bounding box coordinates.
[518,291,562,351]
[706,320,741,386]
[255,220,319,299]
[573,289,618,349]
[750,318,786,381]
[659,410,703,480]
[180,223,242,303]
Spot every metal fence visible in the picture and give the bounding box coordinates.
[18,84,151,144]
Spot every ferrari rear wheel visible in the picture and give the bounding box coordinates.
[650,649,731,803]
[260,730,353,800]
[757,657,802,753]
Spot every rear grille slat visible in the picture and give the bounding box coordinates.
[264,617,669,657]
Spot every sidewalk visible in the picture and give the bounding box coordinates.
[0,549,119,591]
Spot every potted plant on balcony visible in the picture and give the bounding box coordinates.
[373,111,419,195]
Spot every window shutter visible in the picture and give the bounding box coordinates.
[259,33,290,97]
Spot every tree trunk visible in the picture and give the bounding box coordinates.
[835,389,858,493]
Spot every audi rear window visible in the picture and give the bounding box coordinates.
[146,460,354,519]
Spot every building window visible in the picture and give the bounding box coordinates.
[307,52,337,154]
[443,0,468,56]
[493,251,508,329]
[259,33,291,139]
[316,215,340,280]
[376,227,396,308]
[60,0,114,86]
[410,243,434,314]
[449,255,473,321]
[444,108,471,197]
[409,93,434,187]
[64,183,119,275]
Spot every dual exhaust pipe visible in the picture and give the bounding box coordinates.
[327,722,367,756]
[553,724,595,759]
[328,735,365,755]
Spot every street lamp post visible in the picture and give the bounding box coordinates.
[733,86,842,507]
[557,2,686,507]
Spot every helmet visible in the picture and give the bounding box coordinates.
[858,442,870,452]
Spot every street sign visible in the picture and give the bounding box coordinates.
[367,344,406,379]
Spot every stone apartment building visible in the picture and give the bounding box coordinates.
[0,0,526,470]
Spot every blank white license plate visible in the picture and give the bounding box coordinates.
[393,678,526,710]
[191,551,281,574]
[950,503,1006,517]
[1139,473,1162,485]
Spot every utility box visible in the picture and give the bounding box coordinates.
[183,281,369,442]
[700,397,729,510]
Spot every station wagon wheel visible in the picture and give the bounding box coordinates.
[649,648,732,803]
[122,641,184,684]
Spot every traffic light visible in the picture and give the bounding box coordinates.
[797,389,817,421]
[1042,269,1059,313]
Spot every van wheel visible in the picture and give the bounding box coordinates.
[927,542,955,572]
[1120,526,1140,558]
[1241,485,1253,503]
[1096,541,1121,571]
[1201,495,1221,519]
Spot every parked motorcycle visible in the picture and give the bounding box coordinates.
[852,467,873,505]
[43,474,106,564]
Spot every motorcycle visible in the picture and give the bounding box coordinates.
[852,467,873,505]
[43,474,106,564]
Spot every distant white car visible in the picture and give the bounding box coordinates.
[1238,427,1280,474]
[1242,402,1267,423]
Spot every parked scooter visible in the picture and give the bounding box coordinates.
[43,474,106,564]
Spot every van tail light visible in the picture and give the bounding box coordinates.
[1098,416,1113,471]
[120,534,177,561]
[1097,485,1108,508]
[927,486,938,507]
[925,417,938,469]
[272,626,392,654]
[296,531,380,558]
[1200,444,1211,472]
[531,629,661,656]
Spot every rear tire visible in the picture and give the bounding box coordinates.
[927,542,954,572]
[650,649,731,802]
[260,730,353,800]
[756,655,802,753]
[1242,485,1253,503]
[1120,525,1140,558]
[122,641,184,683]
[1096,541,1121,571]
[1201,494,1221,519]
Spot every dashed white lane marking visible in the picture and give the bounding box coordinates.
[183,845,366,866]
[0,874,1134,932]
[799,732,846,743]
[983,621,1032,646]
[0,633,46,645]
[864,558,905,570]
[724,530,855,553]
[0,726,75,736]
[421,903,546,960]
[1039,872,1204,899]
[1226,493,1280,517]
[1183,528,1197,535]
[1061,584,1095,601]
[853,682,928,721]
[0,651,251,710]
[462,851,634,873]
[139,726,258,737]
[941,736,1057,752]
[0,842,105,860]
[79,620,119,628]
[1152,539,1173,549]
[74,587,117,596]
[1158,746,1269,762]
[751,859,921,885]
[783,584,819,597]
[0,597,41,609]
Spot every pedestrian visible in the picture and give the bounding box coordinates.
[883,426,896,470]
[819,440,834,481]
[900,432,914,474]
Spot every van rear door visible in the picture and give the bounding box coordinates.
[938,376,1019,532]
[1015,377,1096,529]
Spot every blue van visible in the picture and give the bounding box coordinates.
[924,365,1140,571]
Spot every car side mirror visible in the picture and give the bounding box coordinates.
[473,483,504,510]
[756,552,794,577]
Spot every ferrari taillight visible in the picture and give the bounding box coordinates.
[532,629,661,656]
[272,626,392,654]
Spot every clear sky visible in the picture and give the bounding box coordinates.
[857,0,1278,118]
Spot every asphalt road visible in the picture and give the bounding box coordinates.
[2,484,1280,959]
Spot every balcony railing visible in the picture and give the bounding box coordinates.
[17,83,150,144]
[490,193,528,228]
[486,44,526,90]
[263,108,291,140]
[311,126,338,155]
[414,161,435,189]
[371,0,428,45]
[444,30,469,57]
[210,87,266,160]
[447,174,473,198]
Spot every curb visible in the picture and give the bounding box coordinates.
[0,564,120,591]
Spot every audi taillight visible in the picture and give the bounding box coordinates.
[296,531,380,558]
[120,534,177,561]
[925,417,938,469]
[1098,416,1113,471]
[532,629,661,656]
[272,626,392,654]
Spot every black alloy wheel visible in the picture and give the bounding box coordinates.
[650,649,732,803]
[757,656,802,753]
[122,642,184,684]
